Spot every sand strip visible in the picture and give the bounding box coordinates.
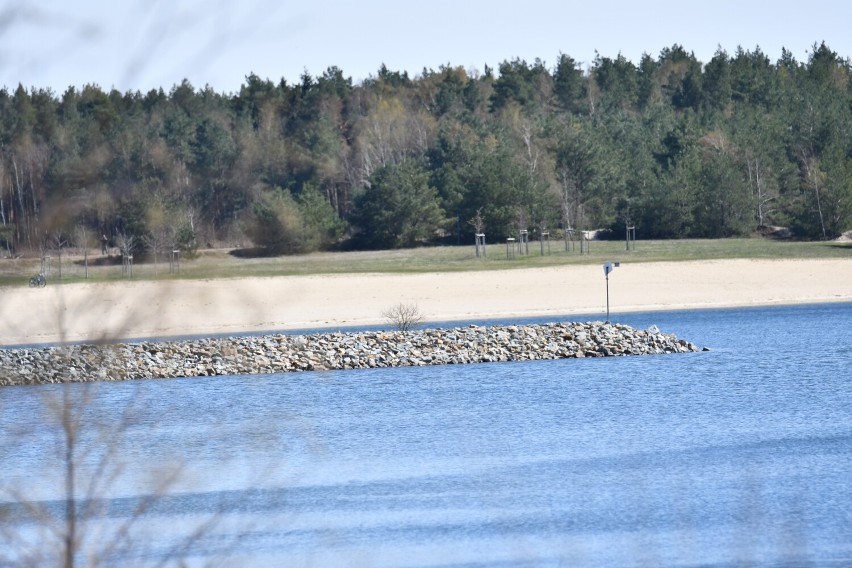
[1,258,850,345]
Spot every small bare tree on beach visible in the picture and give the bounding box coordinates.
[382,302,424,332]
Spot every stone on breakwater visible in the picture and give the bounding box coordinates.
[0,322,701,386]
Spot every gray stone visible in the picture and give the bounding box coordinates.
[0,322,701,386]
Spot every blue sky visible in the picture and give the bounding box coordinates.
[1,0,849,94]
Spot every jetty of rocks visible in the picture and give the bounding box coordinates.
[0,322,701,386]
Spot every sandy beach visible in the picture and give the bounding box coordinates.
[1,258,850,345]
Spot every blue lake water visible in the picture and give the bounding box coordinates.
[1,303,851,567]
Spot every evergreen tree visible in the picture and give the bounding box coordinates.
[352,160,447,249]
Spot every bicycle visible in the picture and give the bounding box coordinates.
[29,273,46,288]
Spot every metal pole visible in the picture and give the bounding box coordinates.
[606,273,610,322]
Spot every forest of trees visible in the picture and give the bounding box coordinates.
[1,41,850,258]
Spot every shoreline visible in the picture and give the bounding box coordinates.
[1,299,847,351]
[1,258,851,346]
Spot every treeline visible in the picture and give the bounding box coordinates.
[1,42,851,257]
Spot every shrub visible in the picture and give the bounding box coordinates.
[382,303,424,331]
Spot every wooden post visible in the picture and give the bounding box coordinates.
[564,227,575,252]
[626,224,636,251]
[519,230,529,255]
[475,233,486,258]
[580,231,590,255]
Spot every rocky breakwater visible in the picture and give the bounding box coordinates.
[0,322,701,386]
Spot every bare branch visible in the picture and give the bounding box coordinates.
[382,302,424,332]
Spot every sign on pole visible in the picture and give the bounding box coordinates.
[603,261,620,321]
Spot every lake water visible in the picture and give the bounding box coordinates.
[1,303,851,567]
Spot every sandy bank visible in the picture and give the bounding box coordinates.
[1,258,850,345]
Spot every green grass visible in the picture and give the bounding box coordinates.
[1,238,849,287]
